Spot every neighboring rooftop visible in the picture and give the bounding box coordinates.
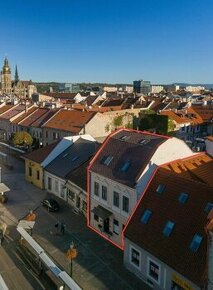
[19,108,50,127]
[12,106,38,124]
[0,104,30,120]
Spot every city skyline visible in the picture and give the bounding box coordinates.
[1,0,213,84]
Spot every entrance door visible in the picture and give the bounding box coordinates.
[103,218,109,233]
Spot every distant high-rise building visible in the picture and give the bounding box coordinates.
[133,80,151,95]
[59,83,80,93]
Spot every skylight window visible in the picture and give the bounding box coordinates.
[120,135,130,141]
[163,221,175,237]
[71,156,79,162]
[178,192,189,204]
[204,203,213,214]
[121,160,131,172]
[140,209,152,224]
[62,153,69,158]
[139,139,151,145]
[156,184,166,194]
[102,155,114,166]
[190,234,203,252]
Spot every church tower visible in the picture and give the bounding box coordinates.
[1,57,12,94]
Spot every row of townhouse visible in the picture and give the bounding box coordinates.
[0,103,116,145]
[23,127,213,289]
[23,134,98,216]
[87,128,213,289]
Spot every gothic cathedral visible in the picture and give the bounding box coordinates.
[1,57,12,94]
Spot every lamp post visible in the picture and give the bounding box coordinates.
[66,242,77,277]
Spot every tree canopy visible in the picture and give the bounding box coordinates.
[12,131,33,147]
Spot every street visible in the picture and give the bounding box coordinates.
[0,148,150,290]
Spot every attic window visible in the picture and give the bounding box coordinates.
[62,153,69,158]
[190,234,203,252]
[204,203,213,214]
[140,209,152,224]
[120,135,130,141]
[178,192,189,204]
[163,221,175,237]
[139,139,150,145]
[156,184,166,194]
[71,156,79,162]
[121,160,131,172]
[101,155,114,166]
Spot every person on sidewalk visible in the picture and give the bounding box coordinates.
[60,222,66,235]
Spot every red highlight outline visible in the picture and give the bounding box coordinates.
[86,128,197,250]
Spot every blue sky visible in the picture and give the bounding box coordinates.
[0,0,213,84]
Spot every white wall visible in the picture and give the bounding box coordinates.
[44,171,66,200]
[206,139,213,157]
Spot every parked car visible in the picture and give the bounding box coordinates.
[41,199,60,212]
[0,193,8,204]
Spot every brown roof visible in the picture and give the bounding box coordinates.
[19,108,50,127]
[191,104,213,123]
[44,92,77,99]
[23,141,60,163]
[43,109,96,133]
[160,110,191,124]
[124,167,212,287]
[90,129,168,188]
[30,109,59,128]
[12,107,38,124]
[207,136,213,142]
[162,153,213,187]
[0,105,14,115]
[0,104,30,120]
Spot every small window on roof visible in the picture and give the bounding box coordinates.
[120,135,130,141]
[139,139,150,145]
[71,156,79,162]
[140,209,152,224]
[101,155,114,166]
[190,234,203,252]
[163,221,175,237]
[121,160,131,172]
[62,153,69,158]
[156,184,166,194]
[204,203,213,214]
[178,192,189,204]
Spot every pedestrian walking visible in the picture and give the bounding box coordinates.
[61,222,66,235]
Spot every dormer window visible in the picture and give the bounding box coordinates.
[120,135,130,141]
[121,160,131,172]
[101,155,114,166]
[190,234,203,252]
[139,139,150,145]
[163,221,175,237]
[178,192,189,204]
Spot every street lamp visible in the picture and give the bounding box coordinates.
[66,241,78,277]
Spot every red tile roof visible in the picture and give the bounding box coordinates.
[30,109,59,128]
[12,107,38,124]
[0,105,13,115]
[19,108,50,127]
[43,109,96,133]
[23,141,60,163]
[124,167,212,287]
[0,104,30,120]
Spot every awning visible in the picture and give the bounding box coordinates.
[92,205,112,220]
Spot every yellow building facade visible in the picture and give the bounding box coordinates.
[25,159,44,189]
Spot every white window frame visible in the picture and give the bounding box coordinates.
[129,245,141,270]
[147,257,161,285]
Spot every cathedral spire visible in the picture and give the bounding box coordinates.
[15,65,19,82]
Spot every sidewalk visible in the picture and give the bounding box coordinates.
[33,195,150,290]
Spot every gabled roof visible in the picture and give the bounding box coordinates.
[45,138,97,178]
[160,110,191,124]
[0,104,29,120]
[90,129,168,188]
[19,108,50,127]
[43,92,77,99]
[162,153,213,187]
[30,109,59,128]
[43,109,96,133]
[23,141,60,163]
[0,104,13,115]
[12,107,38,124]
[124,167,212,287]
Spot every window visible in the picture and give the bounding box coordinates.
[190,234,203,252]
[139,139,150,145]
[67,189,75,201]
[71,156,79,162]
[204,203,213,214]
[140,209,152,224]
[163,221,175,237]
[120,135,130,141]
[55,180,59,193]
[156,184,166,194]
[48,177,52,190]
[123,196,129,213]
[148,259,160,283]
[94,182,99,196]
[113,219,119,235]
[102,186,107,200]
[102,155,114,166]
[29,166,32,177]
[36,170,40,180]
[82,201,87,212]
[113,191,119,207]
[131,247,140,268]
[94,214,99,222]
[121,160,131,172]
[178,192,189,204]
[46,131,48,138]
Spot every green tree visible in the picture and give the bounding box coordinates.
[12,131,33,147]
